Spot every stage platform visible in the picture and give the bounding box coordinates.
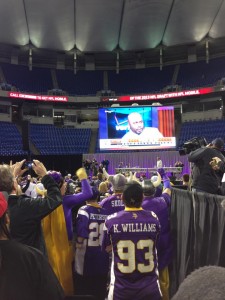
[115,166,183,179]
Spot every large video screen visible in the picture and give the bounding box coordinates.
[98,106,176,151]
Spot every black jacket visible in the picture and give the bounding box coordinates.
[188,147,225,194]
[0,240,64,300]
[217,160,225,173]
[8,175,62,254]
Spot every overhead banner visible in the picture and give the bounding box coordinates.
[101,87,215,102]
[8,92,68,102]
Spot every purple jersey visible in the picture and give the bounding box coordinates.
[63,179,93,241]
[142,193,172,270]
[102,208,162,300]
[99,194,124,215]
[75,203,109,276]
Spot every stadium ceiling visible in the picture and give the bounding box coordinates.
[1,0,225,70]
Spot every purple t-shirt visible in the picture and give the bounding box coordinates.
[102,208,162,300]
[75,204,109,276]
[142,193,173,270]
[99,194,124,215]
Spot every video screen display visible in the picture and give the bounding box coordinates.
[98,106,176,151]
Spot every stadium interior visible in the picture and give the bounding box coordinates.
[1,0,225,299]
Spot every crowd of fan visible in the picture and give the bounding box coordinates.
[1,156,225,300]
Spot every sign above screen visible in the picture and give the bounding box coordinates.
[101,87,214,102]
[8,92,68,102]
[98,106,176,151]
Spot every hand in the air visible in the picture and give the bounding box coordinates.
[157,168,166,177]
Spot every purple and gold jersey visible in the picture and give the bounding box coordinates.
[99,194,124,215]
[142,193,173,270]
[75,203,109,276]
[102,208,162,300]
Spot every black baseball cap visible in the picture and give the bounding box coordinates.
[212,138,224,150]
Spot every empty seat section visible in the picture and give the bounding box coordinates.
[56,70,104,95]
[30,124,91,155]
[178,119,225,150]
[177,57,225,89]
[0,121,29,156]
[1,63,53,93]
[108,66,175,95]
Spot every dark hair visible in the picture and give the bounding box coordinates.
[97,173,103,180]
[0,165,14,194]
[212,138,224,151]
[122,181,143,208]
[142,180,156,197]
[182,173,190,182]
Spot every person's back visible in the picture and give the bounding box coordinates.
[103,208,161,299]
[99,173,127,214]
[0,160,62,254]
[102,181,162,300]
[142,193,172,271]
[0,191,64,300]
[141,171,172,300]
[188,145,225,194]
[99,193,124,214]
[8,173,62,253]
[75,200,109,300]
[75,204,109,277]
[8,194,46,251]
[0,240,64,300]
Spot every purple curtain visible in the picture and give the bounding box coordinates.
[83,150,190,177]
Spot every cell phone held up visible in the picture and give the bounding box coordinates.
[22,161,34,170]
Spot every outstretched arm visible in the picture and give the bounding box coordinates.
[188,147,206,162]
[157,168,171,199]
[63,168,93,240]
[18,160,62,220]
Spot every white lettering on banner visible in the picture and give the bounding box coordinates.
[129,90,201,100]
[102,87,214,102]
[108,98,118,101]
[8,92,68,102]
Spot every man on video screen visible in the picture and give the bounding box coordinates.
[121,112,163,143]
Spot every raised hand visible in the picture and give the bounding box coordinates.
[157,168,166,177]
[76,168,88,180]
[32,160,47,177]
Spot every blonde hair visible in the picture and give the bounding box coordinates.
[16,184,22,196]
[99,181,108,194]
[0,165,14,194]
